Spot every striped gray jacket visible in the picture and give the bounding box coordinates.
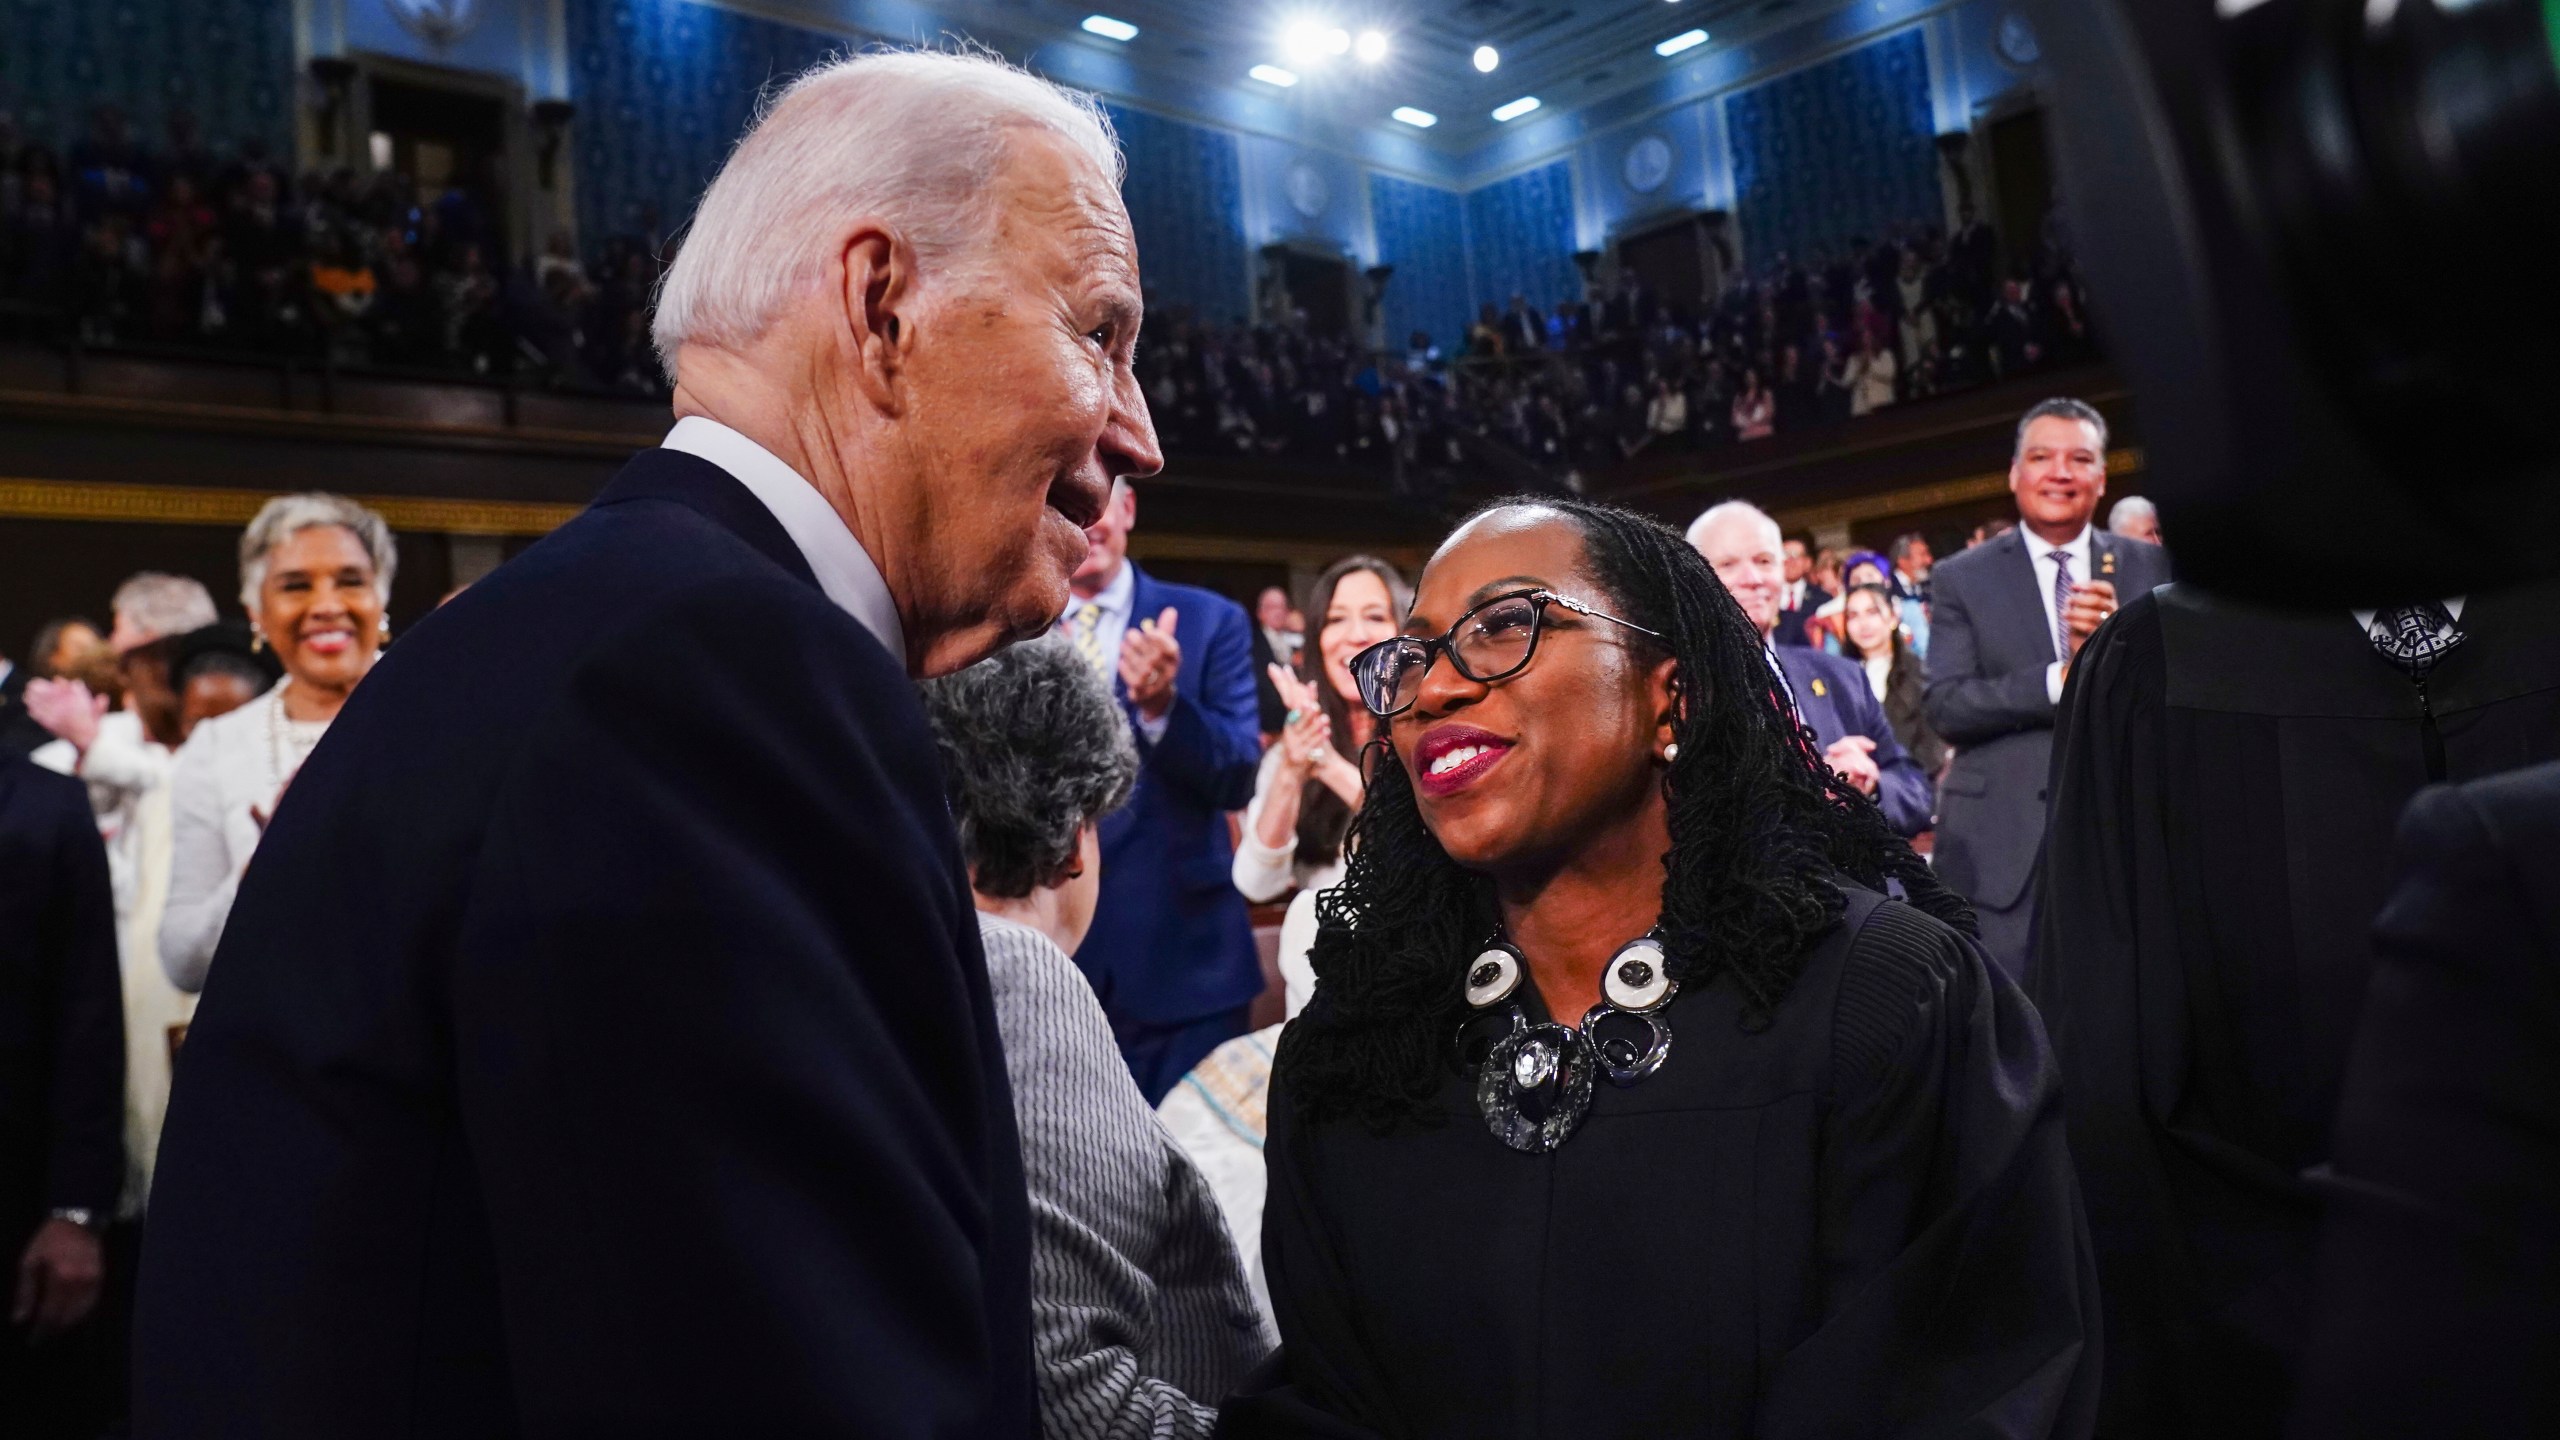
[978,914,1274,1439]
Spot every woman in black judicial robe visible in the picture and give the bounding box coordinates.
[1220,498,2100,1439]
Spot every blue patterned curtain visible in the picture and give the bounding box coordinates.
[1105,104,1247,327]
[1368,173,1467,353]
[568,0,841,246]
[1725,28,1941,267]
[1462,161,1579,320]
[0,0,291,155]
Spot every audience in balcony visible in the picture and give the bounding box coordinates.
[1,106,2093,475]
[0,105,673,395]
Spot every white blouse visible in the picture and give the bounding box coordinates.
[159,687,329,993]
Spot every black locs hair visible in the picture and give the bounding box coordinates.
[1278,496,1975,1132]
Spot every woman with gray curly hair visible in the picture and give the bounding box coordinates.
[922,633,1271,1439]
[161,492,396,992]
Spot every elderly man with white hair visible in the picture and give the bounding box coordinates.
[134,51,1161,1439]
[2107,494,2162,546]
[1687,500,1933,837]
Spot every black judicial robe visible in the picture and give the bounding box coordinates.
[2291,762,2560,1438]
[2034,582,2560,1437]
[1223,888,2100,1439]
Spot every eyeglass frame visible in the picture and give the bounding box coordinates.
[1348,588,1666,718]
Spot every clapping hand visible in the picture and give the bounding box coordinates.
[2058,580,2120,680]
[23,678,107,754]
[1823,734,1882,796]
[1269,663,1364,806]
[1121,608,1182,721]
[1269,664,1333,776]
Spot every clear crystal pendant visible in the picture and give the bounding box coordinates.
[1477,1020,1593,1153]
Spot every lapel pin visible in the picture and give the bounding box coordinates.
[1810,677,1827,697]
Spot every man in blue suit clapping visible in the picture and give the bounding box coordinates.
[1059,479,1264,1102]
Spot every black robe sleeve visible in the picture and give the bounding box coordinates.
[1760,903,2100,1439]
[2033,595,2298,1435]
[2290,768,2560,1437]
[1214,1067,1399,1440]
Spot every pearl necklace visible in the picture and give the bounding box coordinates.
[264,686,326,790]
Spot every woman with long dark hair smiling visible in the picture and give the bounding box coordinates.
[1223,498,2097,1438]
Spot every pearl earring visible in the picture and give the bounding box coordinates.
[1661,742,1680,763]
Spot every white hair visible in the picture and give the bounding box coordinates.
[2108,495,2158,530]
[1685,499,1783,552]
[239,493,399,610]
[651,47,1123,377]
[110,572,217,643]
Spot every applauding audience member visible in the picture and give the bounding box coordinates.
[160,494,395,992]
[923,635,1269,1440]
[1836,582,1947,777]
[1232,557,1408,908]
[1058,479,1264,1103]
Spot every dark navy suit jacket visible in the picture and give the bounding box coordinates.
[133,450,1034,1438]
[0,757,122,1249]
[1771,644,1933,838]
[2295,762,2560,1437]
[1073,564,1262,1029]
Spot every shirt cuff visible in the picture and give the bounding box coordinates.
[2046,661,2066,705]
[1137,706,1172,744]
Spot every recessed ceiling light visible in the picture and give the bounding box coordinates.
[1250,63,1301,87]
[1080,14,1138,42]
[1492,95,1541,122]
[1391,106,1438,128]
[1655,28,1708,56]
[1473,45,1500,73]
[1354,30,1389,63]
[1324,27,1351,55]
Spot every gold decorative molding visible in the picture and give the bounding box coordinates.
[0,479,583,536]
[1131,531,1432,569]
[1768,448,2145,532]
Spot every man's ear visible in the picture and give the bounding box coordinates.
[838,222,915,414]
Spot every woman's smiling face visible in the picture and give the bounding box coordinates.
[1387,508,1675,877]
[255,524,383,690]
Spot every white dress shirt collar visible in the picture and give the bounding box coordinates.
[661,416,906,663]
[1070,559,1136,625]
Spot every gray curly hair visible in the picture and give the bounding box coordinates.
[920,633,1139,900]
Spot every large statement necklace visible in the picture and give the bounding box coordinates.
[1458,931,1678,1153]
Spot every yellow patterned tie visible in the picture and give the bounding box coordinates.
[1070,601,1107,675]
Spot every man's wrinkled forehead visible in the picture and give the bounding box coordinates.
[994,129,1138,278]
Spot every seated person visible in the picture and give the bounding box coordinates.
[920,635,1271,1438]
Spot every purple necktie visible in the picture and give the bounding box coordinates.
[2050,550,2074,663]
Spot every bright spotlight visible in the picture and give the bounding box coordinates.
[1282,21,1326,61]
[1391,106,1437,128]
[1354,29,1389,63]
[1250,63,1301,88]
[1324,27,1351,54]
[1655,28,1708,56]
[1492,95,1541,122]
[1473,45,1499,73]
[1080,14,1138,42]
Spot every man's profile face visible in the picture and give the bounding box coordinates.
[895,127,1162,672]
[2010,416,2109,534]
[1900,538,1934,576]
[2115,509,2162,546]
[1693,517,1785,636]
[1782,539,1809,584]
